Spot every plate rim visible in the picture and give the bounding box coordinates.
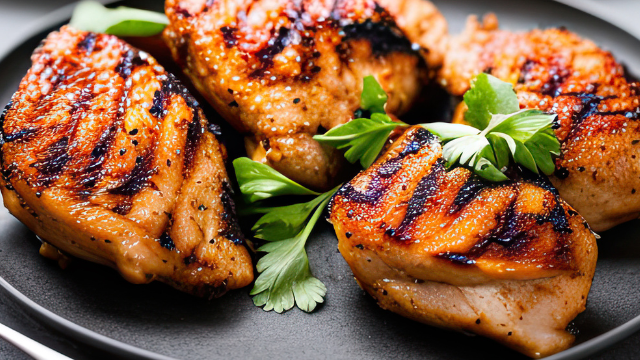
[0,1,639,359]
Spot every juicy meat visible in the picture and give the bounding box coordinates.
[330,126,598,358]
[0,26,253,298]
[440,14,640,231]
[163,0,447,190]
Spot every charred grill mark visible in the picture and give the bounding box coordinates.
[342,18,415,56]
[110,154,156,196]
[539,201,573,234]
[390,160,445,240]
[565,93,608,125]
[3,127,38,143]
[519,60,570,97]
[183,110,204,177]
[82,125,119,186]
[436,252,477,266]
[112,200,133,215]
[377,158,402,178]
[450,175,489,214]
[218,181,245,245]
[115,49,148,79]
[399,128,436,157]
[149,90,165,118]
[220,26,238,48]
[30,136,71,179]
[175,7,193,18]
[77,33,97,54]
[485,199,529,247]
[0,100,12,142]
[336,176,386,204]
[338,128,437,206]
[250,27,291,78]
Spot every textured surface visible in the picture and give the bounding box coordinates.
[1,0,640,359]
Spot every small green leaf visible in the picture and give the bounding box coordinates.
[474,157,509,182]
[486,133,510,170]
[70,1,168,37]
[251,190,335,241]
[360,76,388,114]
[421,122,480,141]
[464,73,520,129]
[485,109,556,143]
[513,139,538,173]
[314,115,402,168]
[233,158,320,203]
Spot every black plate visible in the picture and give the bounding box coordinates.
[1,1,640,359]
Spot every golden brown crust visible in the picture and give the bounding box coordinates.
[0,26,253,297]
[330,126,598,357]
[440,15,640,231]
[163,0,446,190]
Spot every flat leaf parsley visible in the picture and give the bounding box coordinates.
[424,74,560,181]
[314,76,408,168]
[70,1,168,37]
[233,158,339,313]
[316,73,560,181]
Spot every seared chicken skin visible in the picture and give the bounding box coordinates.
[330,126,598,358]
[440,15,640,231]
[0,26,253,297]
[163,0,447,190]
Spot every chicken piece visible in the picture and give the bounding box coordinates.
[163,0,447,190]
[0,26,253,298]
[330,126,598,358]
[439,14,640,231]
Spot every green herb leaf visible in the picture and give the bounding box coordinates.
[314,76,406,168]
[314,114,402,168]
[251,190,335,241]
[463,73,520,129]
[360,75,388,114]
[233,158,320,203]
[70,1,168,37]
[425,108,559,181]
[250,190,334,313]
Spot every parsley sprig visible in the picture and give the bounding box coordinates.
[70,1,168,37]
[233,158,339,313]
[313,76,408,168]
[314,73,560,181]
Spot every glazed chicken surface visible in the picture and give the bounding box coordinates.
[330,126,598,358]
[163,0,447,190]
[0,26,253,298]
[440,14,640,232]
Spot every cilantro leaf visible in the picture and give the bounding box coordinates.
[251,190,336,241]
[250,191,334,313]
[360,75,388,114]
[233,158,320,203]
[464,73,520,129]
[70,1,168,37]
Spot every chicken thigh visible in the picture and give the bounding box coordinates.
[330,126,598,358]
[163,0,447,190]
[0,26,253,297]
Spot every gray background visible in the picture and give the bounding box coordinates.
[0,0,640,359]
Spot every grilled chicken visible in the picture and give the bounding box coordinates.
[330,126,598,358]
[439,14,640,232]
[163,0,447,190]
[0,26,253,298]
